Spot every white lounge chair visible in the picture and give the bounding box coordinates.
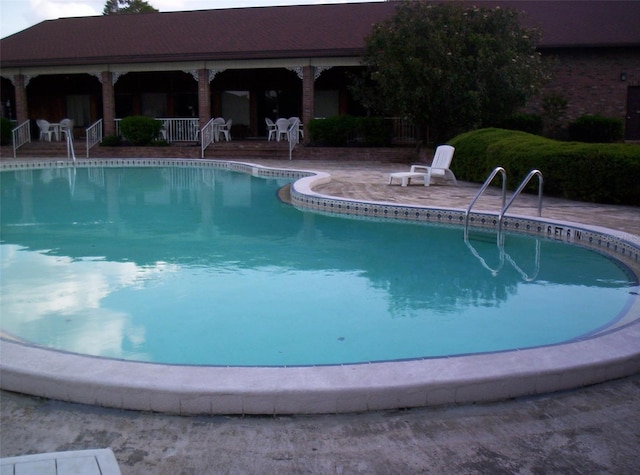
[1,448,122,475]
[388,145,457,187]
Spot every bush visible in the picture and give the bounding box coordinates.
[498,113,543,135]
[307,116,393,147]
[119,116,162,146]
[100,135,122,146]
[0,117,13,145]
[568,115,623,143]
[449,128,640,204]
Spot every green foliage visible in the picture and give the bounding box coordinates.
[103,0,158,15]
[498,113,543,135]
[541,93,568,138]
[355,1,547,143]
[0,117,13,145]
[568,115,624,143]
[100,135,122,146]
[119,116,162,146]
[307,116,393,147]
[449,128,640,204]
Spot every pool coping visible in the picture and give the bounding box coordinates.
[1,158,639,415]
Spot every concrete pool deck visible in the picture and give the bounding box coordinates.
[1,158,639,472]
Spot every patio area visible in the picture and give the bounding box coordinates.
[1,157,638,473]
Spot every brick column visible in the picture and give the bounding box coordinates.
[198,69,211,128]
[13,75,29,126]
[101,71,116,136]
[302,66,315,143]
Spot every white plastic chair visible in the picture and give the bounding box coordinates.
[217,119,232,141]
[388,145,457,187]
[37,119,54,141]
[212,117,225,142]
[265,118,277,141]
[59,118,74,140]
[288,117,303,140]
[275,118,290,141]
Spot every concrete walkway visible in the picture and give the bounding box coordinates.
[1,159,639,474]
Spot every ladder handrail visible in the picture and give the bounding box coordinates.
[11,120,31,158]
[200,118,216,158]
[464,167,507,239]
[288,117,300,160]
[66,129,76,163]
[498,169,543,239]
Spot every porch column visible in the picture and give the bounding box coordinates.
[198,69,211,128]
[101,71,116,136]
[302,66,315,143]
[13,75,29,125]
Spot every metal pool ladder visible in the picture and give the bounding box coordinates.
[463,168,543,281]
[464,167,544,243]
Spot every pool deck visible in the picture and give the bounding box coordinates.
[1,158,639,473]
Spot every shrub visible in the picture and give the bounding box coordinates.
[0,117,13,145]
[498,113,543,135]
[100,135,122,146]
[568,115,623,143]
[449,128,640,204]
[119,116,162,146]
[307,116,393,147]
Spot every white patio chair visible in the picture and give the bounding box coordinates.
[265,117,277,141]
[212,117,225,141]
[388,145,457,187]
[60,118,74,140]
[218,118,232,141]
[275,118,290,141]
[288,117,303,139]
[37,119,54,141]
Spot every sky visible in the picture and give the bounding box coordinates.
[0,0,385,39]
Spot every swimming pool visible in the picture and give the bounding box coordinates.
[1,159,639,414]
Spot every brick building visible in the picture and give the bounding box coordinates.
[1,1,639,140]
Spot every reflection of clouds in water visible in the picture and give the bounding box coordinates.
[0,244,173,360]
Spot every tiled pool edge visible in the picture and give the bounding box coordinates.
[1,158,639,415]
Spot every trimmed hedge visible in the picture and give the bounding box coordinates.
[568,115,624,143]
[307,116,393,147]
[449,128,640,205]
[119,115,163,146]
[0,117,13,145]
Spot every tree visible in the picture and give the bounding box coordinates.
[103,0,158,15]
[354,1,547,143]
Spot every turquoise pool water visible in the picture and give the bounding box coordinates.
[0,165,635,366]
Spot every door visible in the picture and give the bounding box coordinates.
[625,86,640,141]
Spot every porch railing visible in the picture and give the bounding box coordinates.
[11,121,31,158]
[86,119,103,158]
[386,117,418,144]
[115,118,199,143]
[200,118,216,158]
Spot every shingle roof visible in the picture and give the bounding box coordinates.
[1,1,638,69]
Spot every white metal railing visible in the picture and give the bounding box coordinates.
[11,121,31,158]
[85,119,103,158]
[288,117,300,160]
[159,118,199,142]
[200,118,216,158]
[114,117,199,143]
[387,117,418,144]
